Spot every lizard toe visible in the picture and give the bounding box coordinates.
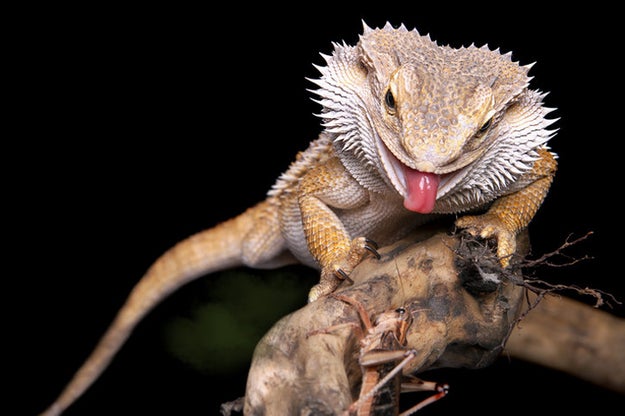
[457,213,517,268]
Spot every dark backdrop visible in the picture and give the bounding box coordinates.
[14,3,624,415]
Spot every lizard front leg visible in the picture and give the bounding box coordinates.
[455,148,557,267]
[297,157,379,302]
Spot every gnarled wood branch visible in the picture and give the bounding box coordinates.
[240,223,624,415]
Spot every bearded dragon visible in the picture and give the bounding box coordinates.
[40,21,557,416]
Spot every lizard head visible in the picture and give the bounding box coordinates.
[375,62,500,212]
[379,64,497,173]
[311,22,553,214]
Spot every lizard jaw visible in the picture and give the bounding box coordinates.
[376,136,470,213]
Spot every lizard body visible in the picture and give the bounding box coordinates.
[40,22,557,416]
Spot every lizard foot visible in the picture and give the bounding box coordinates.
[308,237,380,302]
[455,213,516,268]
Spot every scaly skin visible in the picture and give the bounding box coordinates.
[40,22,558,416]
[456,148,557,266]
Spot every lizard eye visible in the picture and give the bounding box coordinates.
[395,307,406,315]
[477,117,493,135]
[384,89,396,113]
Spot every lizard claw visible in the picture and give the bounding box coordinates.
[334,268,353,284]
[364,238,378,249]
[364,238,381,259]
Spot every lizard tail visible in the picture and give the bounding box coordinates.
[40,201,282,416]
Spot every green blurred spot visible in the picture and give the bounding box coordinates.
[163,267,314,374]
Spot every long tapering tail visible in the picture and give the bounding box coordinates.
[40,201,282,416]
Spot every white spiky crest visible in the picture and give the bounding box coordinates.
[308,28,389,191]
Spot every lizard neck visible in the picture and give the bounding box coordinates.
[332,132,391,194]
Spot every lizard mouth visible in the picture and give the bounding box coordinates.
[376,137,467,214]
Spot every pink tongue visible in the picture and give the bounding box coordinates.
[402,167,440,214]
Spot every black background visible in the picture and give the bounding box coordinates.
[12,3,624,415]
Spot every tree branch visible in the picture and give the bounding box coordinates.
[505,292,625,394]
[237,223,624,414]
